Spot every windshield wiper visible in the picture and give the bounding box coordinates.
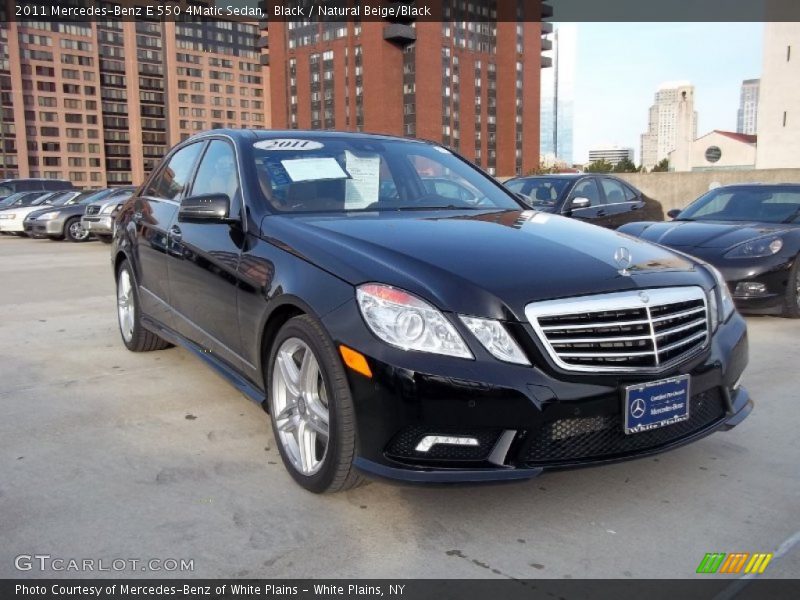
[782,206,800,223]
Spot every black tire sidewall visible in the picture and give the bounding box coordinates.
[785,257,800,318]
[266,316,355,493]
[65,217,87,242]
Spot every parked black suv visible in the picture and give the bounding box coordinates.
[0,178,74,202]
[112,130,751,493]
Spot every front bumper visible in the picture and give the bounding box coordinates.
[714,254,794,314]
[81,214,113,235]
[30,218,66,237]
[0,217,23,233]
[322,300,752,483]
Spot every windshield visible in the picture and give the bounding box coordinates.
[252,138,521,213]
[504,177,570,207]
[0,185,13,197]
[31,193,56,206]
[48,192,78,207]
[67,189,111,206]
[678,186,800,223]
[2,192,41,207]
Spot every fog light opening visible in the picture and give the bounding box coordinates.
[415,435,480,453]
[734,282,767,297]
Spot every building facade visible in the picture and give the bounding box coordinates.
[539,23,575,166]
[266,3,545,176]
[668,130,757,172]
[0,10,269,185]
[588,145,633,167]
[756,23,800,169]
[736,78,759,135]
[640,81,697,171]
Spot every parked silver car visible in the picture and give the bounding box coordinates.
[80,187,137,243]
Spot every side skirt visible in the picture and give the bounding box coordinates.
[141,315,268,411]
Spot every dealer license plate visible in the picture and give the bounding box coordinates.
[623,375,691,435]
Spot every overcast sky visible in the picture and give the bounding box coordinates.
[569,22,765,164]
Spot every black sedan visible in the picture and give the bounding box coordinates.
[619,184,800,318]
[112,130,751,493]
[503,173,664,229]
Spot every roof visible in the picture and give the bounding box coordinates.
[186,128,429,145]
[711,130,758,144]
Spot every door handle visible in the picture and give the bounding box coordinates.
[169,225,182,242]
[597,210,606,217]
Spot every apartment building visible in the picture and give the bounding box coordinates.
[265,1,547,176]
[0,12,269,185]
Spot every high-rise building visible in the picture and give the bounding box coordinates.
[539,23,575,165]
[0,13,269,184]
[736,78,760,135]
[588,145,634,167]
[640,81,697,171]
[265,3,546,176]
[756,23,800,169]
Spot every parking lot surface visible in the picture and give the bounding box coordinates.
[1,238,798,579]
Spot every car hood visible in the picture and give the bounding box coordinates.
[31,204,85,219]
[632,220,794,249]
[261,209,707,321]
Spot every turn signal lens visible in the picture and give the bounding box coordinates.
[339,345,372,379]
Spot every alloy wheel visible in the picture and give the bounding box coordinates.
[69,220,89,241]
[117,269,135,343]
[272,337,330,476]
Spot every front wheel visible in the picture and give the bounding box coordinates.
[116,260,171,352]
[65,217,90,242]
[783,257,800,318]
[266,315,365,493]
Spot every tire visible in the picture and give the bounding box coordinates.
[783,257,800,318]
[65,217,90,242]
[116,260,172,352]
[47,236,64,241]
[97,235,113,244]
[266,315,366,493]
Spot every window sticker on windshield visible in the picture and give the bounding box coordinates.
[281,157,349,182]
[254,139,324,151]
[344,150,380,209]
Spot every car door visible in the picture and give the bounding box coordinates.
[166,137,248,371]
[598,176,640,228]
[564,177,611,226]
[133,142,204,329]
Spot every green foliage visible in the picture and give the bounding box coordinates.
[612,157,639,173]
[652,158,670,172]
[584,159,614,173]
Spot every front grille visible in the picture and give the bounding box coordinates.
[523,388,725,465]
[386,426,501,462]
[83,216,101,222]
[85,205,101,215]
[525,287,709,372]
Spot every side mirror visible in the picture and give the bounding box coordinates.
[667,208,681,219]
[570,196,592,210]
[178,193,231,223]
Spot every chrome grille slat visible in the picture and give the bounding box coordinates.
[525,287,709,373]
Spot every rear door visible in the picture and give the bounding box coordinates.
[133,142,204,329]
[166,138,248,371]
[598,177,641,228]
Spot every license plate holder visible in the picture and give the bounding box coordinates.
[623,375,691,435]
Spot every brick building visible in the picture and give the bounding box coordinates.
[0,2,269,186]
[265,2,547,176]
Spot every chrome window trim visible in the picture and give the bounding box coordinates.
[525,286,709,374]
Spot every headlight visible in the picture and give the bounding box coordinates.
[356,283,473,359]
[39,212,59,220]
[458,315,530,365]
[100,203,122,215]
[707,265,735,327]
[724,237,783,259]
[0,213,15,219]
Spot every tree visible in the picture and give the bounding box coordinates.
[652,158,670,172]
[613,157,638,173]
[527,159,564,175]
[584,159,614,173]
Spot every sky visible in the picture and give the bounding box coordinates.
[568,22,764,165]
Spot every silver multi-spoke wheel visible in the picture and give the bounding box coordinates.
[272,337,330,476]
[68,220,89,241]
[117,269,135,343]
[795,270,800,309]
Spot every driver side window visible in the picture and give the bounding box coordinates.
[190,140,240,202]
[571,178,603,206]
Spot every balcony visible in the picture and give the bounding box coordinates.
[541,56,553,68]
[541,22,554,34]
[260,54,270,66]
[383,23,416,45]
[541,39,553,51]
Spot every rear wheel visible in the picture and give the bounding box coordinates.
[116,260,171,352]
[266,315,365,493]
[65,217,90,242]
[783,257,800,318]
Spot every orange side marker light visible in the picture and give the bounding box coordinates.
[339,345,373,378]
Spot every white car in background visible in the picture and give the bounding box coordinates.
[0,191,80,236]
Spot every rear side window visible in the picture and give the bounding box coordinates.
[599,178,629,204]
[145,143,203,201]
